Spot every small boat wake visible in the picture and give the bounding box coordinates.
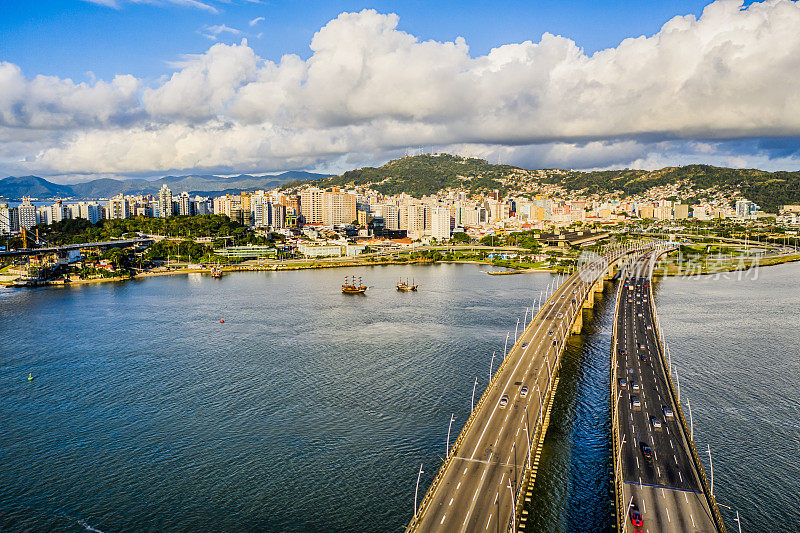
[78,520,106,533]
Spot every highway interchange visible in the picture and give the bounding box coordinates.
[613,250,717,533]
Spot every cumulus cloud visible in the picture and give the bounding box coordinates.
[7,0,800,178]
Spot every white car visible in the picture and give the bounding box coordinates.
[556,312,564,318]
[520,386,529,398]
[650,416,662,430]
[499,395,509,408]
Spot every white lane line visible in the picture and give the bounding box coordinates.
[485,514,493,530]
[464,468,468,475]
[441,514,446,525]
[463,514,469,526]
[690,514,696,527]
[456,482,461,490]
[666,508,671,522]
[684,492,688,503]
[449,498,453,506]
[473,488,480,502]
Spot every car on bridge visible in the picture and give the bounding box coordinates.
[520,386,528,398]
[631,381,640,391]
[629,505,644,529]
[630,395,641,410]
[499,395,509,408]
[640,442,654,462]
[650,416,662,430]
[662,406,674,419]
[618,378,627,389]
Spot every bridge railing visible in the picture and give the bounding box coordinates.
[646,251,727,533]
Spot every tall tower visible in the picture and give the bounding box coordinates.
[158,184,173,218]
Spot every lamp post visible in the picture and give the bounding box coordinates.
[471,377,478,413]
[446,413,455,458]
[503,331,510,360]
[414,463,424,517]
[489,351,496,383]
[507,480,516,533]
[514,318,520,343]
[707,444,714,496]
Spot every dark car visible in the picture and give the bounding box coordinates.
[629,505,643,527]
[640,442,654,462]
[640,353,648,362]
[618,348,626,356]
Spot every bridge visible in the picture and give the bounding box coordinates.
[611,249,725,532]
[0,238,153,258]
[407,243,647,532]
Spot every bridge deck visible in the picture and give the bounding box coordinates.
[613,250,720,533]
[409,251,624,532]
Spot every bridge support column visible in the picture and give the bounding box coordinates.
[593,279,605,294]
[571,309,583,334]
[583,289,595,308]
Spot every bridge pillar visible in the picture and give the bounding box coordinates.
[593,279,605,294]
[571,309,583,334]
[582,289,595,308]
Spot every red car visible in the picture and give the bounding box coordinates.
[629,505,643,528]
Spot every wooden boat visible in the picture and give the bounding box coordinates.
[396,278,419,291]
[342,275,368,294]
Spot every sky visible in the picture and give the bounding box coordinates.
[2,0,800,182]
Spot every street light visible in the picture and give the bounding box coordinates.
[489,351,496,383]
[503,331,510,360]
[471,377,478,413]
[707,444,714,496]
[507,480,516,533]
[514,318,520,343]
[414,463,424,517]
[446,413,455,458]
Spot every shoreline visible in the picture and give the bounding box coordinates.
[3,252,799,288]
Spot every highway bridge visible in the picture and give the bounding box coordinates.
[0,238,153,258]
[407,244,644,533]
[611,250,725,532]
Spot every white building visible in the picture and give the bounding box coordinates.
[158,184,173,218]
[107,194,130,219]
[17,197,37,230]
[430,206,451,241]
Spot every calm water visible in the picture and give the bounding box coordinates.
[1,262,797,531]
[654,261,800,531]
[1,264,556,532]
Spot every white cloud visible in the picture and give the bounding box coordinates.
[82,0,219,13]
[249,16,265,26]
[7,1,800,178]
[198,24,242,40]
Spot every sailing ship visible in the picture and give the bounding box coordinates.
[396,278,419,291]
[342,275,368,294]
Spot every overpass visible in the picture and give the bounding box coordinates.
[407,243,648,533]
[0,238,153,258]
[611,250,725,532]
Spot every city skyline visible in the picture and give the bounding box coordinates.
[2,0,800,182]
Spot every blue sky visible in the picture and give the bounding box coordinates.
[1,0,798,181]
[2,1,740,83]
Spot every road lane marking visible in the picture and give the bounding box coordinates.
[666,508,670,522]
[441,515,446,524]
[456,482,461,489]
[485,514,492,530]
[449,498,453,506]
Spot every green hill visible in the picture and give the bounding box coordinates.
[287,156,799,213]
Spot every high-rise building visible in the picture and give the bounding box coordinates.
[673,204,689,219]
[430,206,451,241]
[407,204,428,238]
[322,189,357,225]
[36,206,52,226]
[735,199,754,219]
[0,203,18,235]
[300,187,324,224]
[51,201,67,223]
[271,203,286,229]
[79,202,102,224]
[17,197,37,230]
[158,185,173,218]
[108,194,130,219]
[178,192,194,216]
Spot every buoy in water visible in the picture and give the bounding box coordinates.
[220,318,224,323]
[27,372,34,382]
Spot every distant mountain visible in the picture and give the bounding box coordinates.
[0,176,74,199]
[0,171,327,200]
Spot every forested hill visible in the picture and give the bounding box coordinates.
[284,154,526,197]
[286,155,800,213]
[545,165,800,212]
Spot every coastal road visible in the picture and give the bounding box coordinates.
[614,251,717,533]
